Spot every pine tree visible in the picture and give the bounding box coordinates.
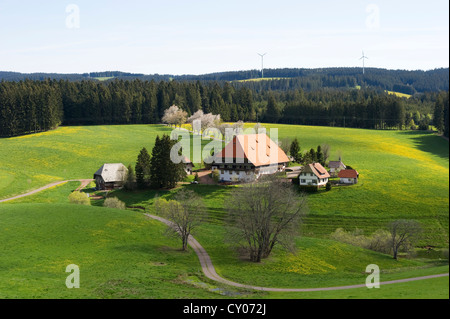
[434,92,446,133]
[150,134,186,189]
[316,145,324,166]
[308,148,317,163]
[135,147,151,189]
[264,93,281,123]
[289,138,302,163]
[124,164,136,190]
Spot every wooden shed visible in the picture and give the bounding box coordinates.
[93,163,128,190]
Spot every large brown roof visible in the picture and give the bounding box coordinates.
[214,134,290,166]
[301,163,331,179]
[338,169,359,178]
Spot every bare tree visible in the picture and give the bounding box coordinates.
[321,143,330,164]
[154,189,205,251]
[226,175,308,262]
[232,120,245,135]
[217,123,232,137]
[278,137,292,155]
[253,122,266,133]
[388,219,422,260]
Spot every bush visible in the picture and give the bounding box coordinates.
[325,181,332,191]
[331,228,391,254]
[367,229,392,254]
[442,249,449,260]
[211,170,220,183]
[68,191,91,205]
[103,197,126,210]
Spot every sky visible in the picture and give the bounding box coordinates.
[0,0,448,75]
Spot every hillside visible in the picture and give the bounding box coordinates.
[1,67,448,93]
[0,124,448,299]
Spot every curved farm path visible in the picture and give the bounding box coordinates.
[1,182,447,292]
[145,213,449,292]
[0,179,93,203]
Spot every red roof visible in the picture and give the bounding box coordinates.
[214,134,290,166]
[338,169,359,178]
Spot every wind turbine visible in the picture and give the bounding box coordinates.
[360,51,368,74]
[257,53,267,78]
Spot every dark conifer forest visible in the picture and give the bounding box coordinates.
[0,67,448,138]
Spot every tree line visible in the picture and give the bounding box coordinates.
[434,91,450,138]
[0,78,447,137]
[3,67,448,94]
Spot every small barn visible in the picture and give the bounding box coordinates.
[338,169,359,184]
[93,163,128,190]
[328,161,346,175]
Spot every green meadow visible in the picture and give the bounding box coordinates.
[0,123,448,298]
[0,203,225,299]
[0,125,173,200]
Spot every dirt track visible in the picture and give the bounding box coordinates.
[1,181,447,292]
[0,179,93,203]
[144,213,449,292]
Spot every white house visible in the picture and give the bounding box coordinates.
[299,162,330,187]
[338,169,359,184]
[211,133,290,182]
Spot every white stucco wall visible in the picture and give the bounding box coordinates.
[299,173,328,186]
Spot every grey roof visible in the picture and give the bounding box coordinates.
[94,163,128,182]
[328,161,346,168]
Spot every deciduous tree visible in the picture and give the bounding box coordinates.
[226,175,308,262]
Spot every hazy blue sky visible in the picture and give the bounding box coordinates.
[0,0,448,74]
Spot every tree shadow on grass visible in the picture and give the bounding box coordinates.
[399,131,449,161]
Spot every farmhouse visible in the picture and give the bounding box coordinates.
[211,133,290,182]
[93,163,128,190]
[183,156,195,175]
[299,162,330,187]
[338,169,359,184]
[328,160,346,175]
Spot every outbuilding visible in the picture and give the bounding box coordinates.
[338,169,359,184]
[93,163,128,190]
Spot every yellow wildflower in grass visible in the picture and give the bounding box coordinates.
[280,249,337,275]
[181,123,193,131]
[14,126,86,139]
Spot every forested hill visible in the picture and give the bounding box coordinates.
[1,67,448,94]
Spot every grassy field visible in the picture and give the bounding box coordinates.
[256,124,449,247]
[93,76,115,81]
[0,123,448,298]
[235,77,289,82]
[386,90,412,99]
[0,203,234,299]
[0,125,174,200]
[1,123,448,245]
[0,201,447,298]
